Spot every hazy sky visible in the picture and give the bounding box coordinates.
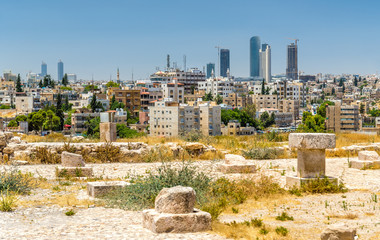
[1,0,379,81]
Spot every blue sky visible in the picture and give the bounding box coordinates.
[1,0,379,81]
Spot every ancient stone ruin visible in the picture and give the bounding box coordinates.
[286,133,337,187]
[100,122,117,142]
[350,150,380,169]
[219,154,256,174]
[320,224,356,240]
[56,151,93,177]
[142,186,211,233]
[87,181,129,198]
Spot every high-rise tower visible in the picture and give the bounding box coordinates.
[117,68,120,83]
[206,63,215,78]
[286,41,298,80]
[250,36,261,77]
[58,60,64,81]
[220,49,230,77]
[41,61,47,77]
[259,44,271,83]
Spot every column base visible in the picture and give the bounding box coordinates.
[350,160,380,170]
[286,175,338,188]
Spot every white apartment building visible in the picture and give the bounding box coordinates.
[259,44,271,83]
[198,77,234,98]
[162,80,185,104]
[149,99,221,137]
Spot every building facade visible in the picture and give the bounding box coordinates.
[286,42,298,80]
[58,60,64,82]
[220,49,230,77]
[259,44,271,83]
[206,63,215,78]
[326,102,360,132]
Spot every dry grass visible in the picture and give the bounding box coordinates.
[335,133,380,148]
[328,213,358,219]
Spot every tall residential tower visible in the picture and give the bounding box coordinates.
[58,60,64,81]
[286,41,298,80]
[41,62,47,77]
[259,44,271,83]
[250,36,261,77]
[206,63,215,78]
[220,49,230,77]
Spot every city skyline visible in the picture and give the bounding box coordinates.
[1,0,380,80]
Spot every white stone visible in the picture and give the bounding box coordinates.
[224,154,246,164]
[61,151,85,167]
[320,224,356,240]
[87,181,129,197]
[358,151,379,161]
[155,186,196,214]
[289,133,336,149]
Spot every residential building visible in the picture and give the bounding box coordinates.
[253,94,278,110]
[275,112,294,127]
[198,77,234,98]
[220,49,230,77]
[221,120,256,136]
[278,99,300,120]
[162,80,184,103]
[259,44,271,82]
[149,99,221,137]
[108,89,141,117]
[250,36,261,77]
[326,102,360,132]
[286,42,298,80]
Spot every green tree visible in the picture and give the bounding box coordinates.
[85,117,100,138]
[90,94,98,113]
[16,74,23,92]
[359,103,365,114]
[354,76,358,87]
[29,112,45,131]
[62,74,68,86]
[317,101,334,118]
[214,94,223,104]
[117,124,144,138]
[38,80,43,88]
[56,92,64,130]
[261,79,265,95]
[15,115,28,123]
[7,120,18,127]
[106,81,119,88]
[202,92,213,101]
[243,104,256,119]
[43,110,60,130]
[298,112,326,133]
[339,78,344,87]
[332,87,335,95]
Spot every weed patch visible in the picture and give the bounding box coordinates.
[276,212,294,221]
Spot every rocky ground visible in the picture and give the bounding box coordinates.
[1,156,380,239]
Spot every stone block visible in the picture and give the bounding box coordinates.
[56,167,93,178]
[286,175,338,188]
[142,209,211,233]
[225,154,246,164]
[350,160,380,169]
[87,181,129,198]
[61,151,85,167]
[100,122,117,142]
[321,224,356,240]
[358,150,379,161]
[289,133,336,149]
[297,149,326,178]
[219,163,256,174]
[155,186,196,214]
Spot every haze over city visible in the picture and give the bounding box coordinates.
[1,0,380,80]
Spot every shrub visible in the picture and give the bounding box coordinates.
[0,168,35,194]
[140,146,175,163]
[95,143,122,163]
[276,212,294,221]
[275,226,289,236]
[290,176,347,194]
[117,124,145,138]
[65,209,75,216]
[33,147,60,164]
[182,130,203,142]
[243,147,283,160]
[0,190,16,212]
[259,225,269,235]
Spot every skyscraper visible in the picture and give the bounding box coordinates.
[259,44,271,83]
[41,62,47,77]
[58,60,64,82]
[220,49,230,77]
[286,42,298,80]
[206,63,215,78]
[250,36,261,77]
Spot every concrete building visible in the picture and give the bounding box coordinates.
[149,99,221,137]
[326,102,360,132]
[150,68,206,94]
[278,99,300,120]
[41,62,47,77]
[108,89,141,117]
[198,77,234,98]
[253,94,278,110]
[221,120,256,136]
[223,93,250,108]
[259,44,271,82]
[162,80,184,104]
[286,42,298,80]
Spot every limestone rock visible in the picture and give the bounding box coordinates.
[358,150,379,161]
[2,147,14,155]
[87,181,129,198]
[320,224,356,240]
[9,136,21,144]
[225,154,246,164]
[155,186,196,214]
[61,151,85,167]
[72,136,85,142]
[183,143,206,155]
[143,209,211,233]
[12,160,29,166]
[289,133,336,149]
